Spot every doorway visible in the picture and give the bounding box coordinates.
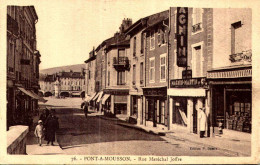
[193,98,198,134]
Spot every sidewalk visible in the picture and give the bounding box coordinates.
[166,129,251,156]
[26,114,65,155]
[97,114,251,156]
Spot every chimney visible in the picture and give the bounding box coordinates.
[119,18,132,33]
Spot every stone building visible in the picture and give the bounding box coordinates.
[83,8,252,138]
[85,19,132,118]
[7,6,42,130]
[167,7,252,137]
[39,70,85,97]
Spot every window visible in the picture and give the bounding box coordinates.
[160,54,166,81]
[141,33,144,54]
[149,57,155,82]
[231,21,243,54]
[192,8,203,33]
[133,37,136,56]
[162,30,166,44]
[132,65,136,85]
[150,30,155,50]
[140,62,144,85]
[191,42,204,77]
[157,28,161,45]
[117,71,125,85]
[108,71,110,86]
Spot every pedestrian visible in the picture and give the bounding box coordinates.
[34,120,44,146]
[198,107,207,138]
[84,101,88,118]
[40,108,50,124]
[44,111,59,146]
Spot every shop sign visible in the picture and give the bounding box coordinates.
[170,77,208,88]
[176,7,188,67]
[182,69,192,79]
[103,89,129,95]
[143,88,167,96]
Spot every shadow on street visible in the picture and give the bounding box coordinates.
[54,108,165,150]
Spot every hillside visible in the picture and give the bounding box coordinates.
[40,64,85,75]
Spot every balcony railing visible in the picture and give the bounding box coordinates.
[192,22,202,33]
[113,57,130,71]
[229,50,252,64]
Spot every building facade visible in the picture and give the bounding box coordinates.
[7,6,42,130]
[168,8,213,135]
[168,7,252,137]
[206,8,252,135]
[39,70,85,97]
[83,7,252,137]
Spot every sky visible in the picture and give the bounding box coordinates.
[35,0,174,70]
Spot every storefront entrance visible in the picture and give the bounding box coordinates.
[193,98,198,134]
[211,84,252,134]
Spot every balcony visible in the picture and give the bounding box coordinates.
[113,57,130,71]
[192,22,202,33]
[7,15,19,36]
[229,50,252,64]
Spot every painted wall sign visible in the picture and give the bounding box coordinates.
[176,7,188,67]
[170,77,208,88]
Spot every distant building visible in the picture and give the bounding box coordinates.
[7,6,42,130]
[39,70,85,97]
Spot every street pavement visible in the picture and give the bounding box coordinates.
[53,108,230,156]
[32,97,235,156]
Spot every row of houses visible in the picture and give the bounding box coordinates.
[85,7,252,137]
[6,6,43,130]
[39,70,85,98]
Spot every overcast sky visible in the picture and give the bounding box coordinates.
[35,0,174,70]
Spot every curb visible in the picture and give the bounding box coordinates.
[117,123,166,136]
[165,134,250,157]
[97,115,166,136]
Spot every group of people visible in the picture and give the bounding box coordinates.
[34,108,59,146]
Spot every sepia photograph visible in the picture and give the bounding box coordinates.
[1,0,259,164]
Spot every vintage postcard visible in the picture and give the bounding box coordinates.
[0,0,259,164]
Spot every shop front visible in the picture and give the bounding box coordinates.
[168,78,209,135]
[207,65,252,135]
[103,89,130,118]
[142,86,168,130]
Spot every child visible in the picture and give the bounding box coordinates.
[34,120,44,146]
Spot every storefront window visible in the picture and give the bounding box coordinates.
[172,98,187,126]
[226,90,251,133]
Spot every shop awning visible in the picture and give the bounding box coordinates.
[167,88,206,97]
[18,87,39,99]
[88,93,97,102]
[92,91,101,101]
[102,94,111,105]
[96,91,104,103]
[30,90,47,103]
